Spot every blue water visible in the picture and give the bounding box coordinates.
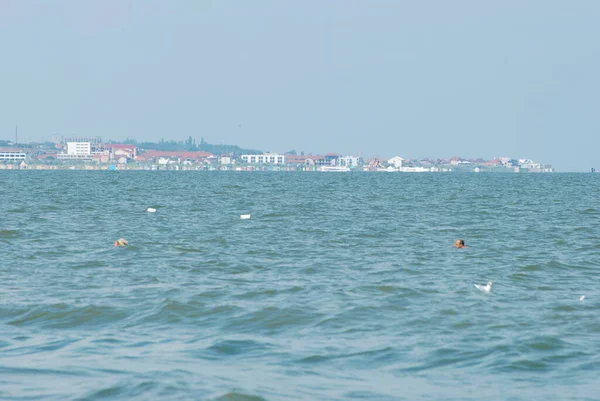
[1,171,599,400]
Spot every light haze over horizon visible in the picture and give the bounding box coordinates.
[1,1,599,172]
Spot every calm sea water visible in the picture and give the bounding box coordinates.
[1,171,599,401]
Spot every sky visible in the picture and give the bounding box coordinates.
[1,0,599,171]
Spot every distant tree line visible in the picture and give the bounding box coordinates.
[109,137,263,156]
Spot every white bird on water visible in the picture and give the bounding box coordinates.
[147,208,156,213]
[580,295,586,301]
[474,281,493,293]
[240,214,251,220]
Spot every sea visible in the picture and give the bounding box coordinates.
[1,171,599,401]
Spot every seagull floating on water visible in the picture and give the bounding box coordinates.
[240,214,251,220]
[147,208,156,213]
[580,295,586,301]
[474,281,493,293]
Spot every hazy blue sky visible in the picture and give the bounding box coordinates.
[1,1,599,171]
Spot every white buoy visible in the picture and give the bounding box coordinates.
[240,214,251,220]
[474,281,493,293]
[147,208,156,213]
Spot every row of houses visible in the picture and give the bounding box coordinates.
[0,138,553,172]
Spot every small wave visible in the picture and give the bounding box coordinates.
[173,246,205,253]
[521,336,568,352]
[70,260,111,270]
[260,212,286,219]
[547,261,593,270]
[233,289,278,300]
[499,359,549,372]
[127,299,243,328]
[401,347,492,373]
[7,303,128,330]
[0,365,90,377]
[298,346,394,365]
[0,229,19,238]
[206,339,271,357]
[214,392,267,401]
[552,305,577,312]
[508,272,530,281]
[223,306,321,334]
[74,380,160,401]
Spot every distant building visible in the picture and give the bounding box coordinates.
[483,159,502,167]
[57,142,93,161]
[518,159,541,169]
[136,150,215,163]
[0,148,27,162]
[219,155,234,165]
[449,156,462,165]
[338,155,360,168]
[107,144,138,161]
[324,153,340,165]
[305,155,326,166]
[284,154,310,166]
[240,153,285,164]
[387,156,404,168]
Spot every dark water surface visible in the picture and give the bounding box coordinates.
[1,171,599,400]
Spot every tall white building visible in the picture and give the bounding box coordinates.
[57,142,93,160]
[67,142,91,156]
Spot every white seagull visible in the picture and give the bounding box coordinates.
[147,208,157,213]
[580,295,585,301]
[240,214,251,220]
[474,281,493,293]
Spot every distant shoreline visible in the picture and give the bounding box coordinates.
[0,164,559,173]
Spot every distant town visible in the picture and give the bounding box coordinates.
[0,135,554,173]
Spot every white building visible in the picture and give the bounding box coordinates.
[219,156,234,165]
[67,142,91,155]
[0,149,27,162]
[241,153,285,165]
[57,142,93,161]
[518,159,541,169]
[387,156,404,168]
[338,156,359,168]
